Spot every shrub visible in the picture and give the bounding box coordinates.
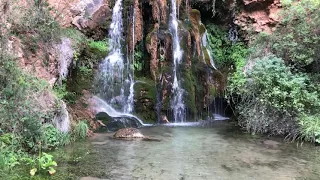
[23,152,57,176]
[72,121,88,140]
[299,114,320,143]
[228,55,320,136]
[206,24,248,69]
[42,124,62,150]
[249,0,320,71]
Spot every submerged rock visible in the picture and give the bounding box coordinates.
[114,128,144,138]
[114,128,161,142]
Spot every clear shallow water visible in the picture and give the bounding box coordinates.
[51,123,320,180]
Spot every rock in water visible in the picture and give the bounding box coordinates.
[114,128,144,138]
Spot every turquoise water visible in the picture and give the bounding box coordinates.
[7,122,320,180]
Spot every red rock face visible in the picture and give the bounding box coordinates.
[128,0,144,53]
[47,0,81,27]
[235,0,281,34]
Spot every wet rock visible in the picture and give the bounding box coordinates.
[146,23,159,80]
[114,128,144,138]
[114,128,162,141]
[71,0,112,38]
[95,112,140,132]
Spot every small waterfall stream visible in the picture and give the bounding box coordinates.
[170,0,186,123]
[201,28,217,70]
[94,0,142,126]
[124,4,136,113]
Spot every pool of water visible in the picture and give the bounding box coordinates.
[51,122,320,180]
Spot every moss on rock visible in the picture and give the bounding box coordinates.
[134,77,157,123]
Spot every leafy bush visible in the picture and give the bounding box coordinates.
[206,24,248,69]
[53,82,76,103]
[42,124,72,150]
[299,114,320,143]
[249,0,320,71]
[0,133,29,170]
[0,57,54,150]
[228,55,320,137]
[134,50,144,71]
[24,152,57,176]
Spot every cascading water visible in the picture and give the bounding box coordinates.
[98,0,124,105]
[94,0,142,126]
[201,28,217,70]
[169,0,186,123]
[201,24,229,121]
[124,4,135,113]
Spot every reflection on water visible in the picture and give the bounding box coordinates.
[53,123,320,180]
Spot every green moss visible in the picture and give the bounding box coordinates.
[87,39,109,59]
[134,77,157,122]
[181,69,197,116]
[67,39,107,94]
[61,28,86,48]
[191,59,206,114]
[199,23,206,35]
[146,27,158,44]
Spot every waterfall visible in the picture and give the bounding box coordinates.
[169,0,186,123]
[95,0,139,125]
[201,28,217,70]
[201,24,229,120]
[124,4,135,113]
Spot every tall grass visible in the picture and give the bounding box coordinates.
[73,121,88,140]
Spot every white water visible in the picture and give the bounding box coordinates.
[96,0,136,122]
[124,5,136,113]
[91,96,150,126]
[201,29,217,70]
[170,0,186,123]
[57,38,74,81]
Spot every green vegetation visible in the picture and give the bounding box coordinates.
[9,0,61,56]
[274,0,320,70]
[87,39,109,58]
[134,50,144,71]
[206,24,248,69]
[73,121,89,140]
[25,152,58,176]
[227,0,320,142]
[228,56,319,137]
[67,38,109,94]
[0,1,91,177]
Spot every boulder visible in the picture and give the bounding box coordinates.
[113,128,162,142]
[71,0,112,38]
[114,128,144,138]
